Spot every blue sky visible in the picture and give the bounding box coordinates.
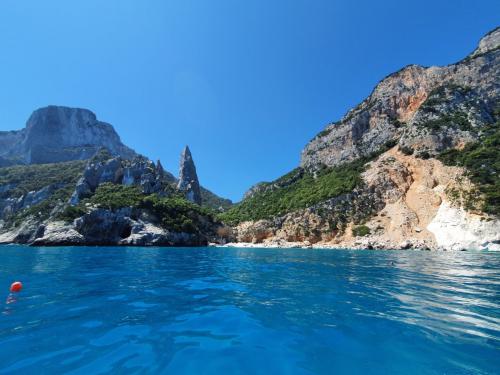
[0,1,498,201]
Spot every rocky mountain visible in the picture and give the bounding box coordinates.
[0,149,227,246]
[221,27,500,251]
[0,108,233,246]
[0,106,137,164]
[0,105,232,209]
[301,29,499,169]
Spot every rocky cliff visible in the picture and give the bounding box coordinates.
[221,27,500,251]
[301,29,499,169]
[0,112,232,246]
[0,152,224,247]
[0,106,137,164]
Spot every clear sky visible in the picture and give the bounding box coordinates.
[0,1,498,201]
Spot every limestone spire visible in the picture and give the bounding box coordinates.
[177,146,202,205]
[156,159,165,177]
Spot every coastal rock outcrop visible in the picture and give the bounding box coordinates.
[0,184,63,220]
[0,143,231,247]
[230,146,496,250]
[31,209,211,247]
[427,202,500,251]
[223,28,500,251]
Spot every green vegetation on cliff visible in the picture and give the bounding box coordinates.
[219,159,367,225]
[1,161,86,227]
[142,195,211,233]
[218,137,404,226]
[10,186,75,227]
[420,84,472,110]
[0,160,85,198]
[420,112,472,132]
[352,225,371,237]
[218,140,403,226]
[439,126,500,216]
[85,183,143,210]
[200,187,233,211]
[60,183,215,233]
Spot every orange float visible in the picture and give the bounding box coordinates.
[10,281,23,293]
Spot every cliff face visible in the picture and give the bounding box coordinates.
[224,28,500,250]
[301,28,499,169]
[0,106,136,164]
[0,153,222,247]
[69,153,176,206]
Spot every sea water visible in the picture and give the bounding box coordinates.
[0,246,498,374]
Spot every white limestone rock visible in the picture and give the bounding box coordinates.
[427,202,500,251]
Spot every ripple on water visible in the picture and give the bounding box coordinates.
[0,246,499,374]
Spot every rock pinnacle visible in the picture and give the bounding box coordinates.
[177,146,202,205]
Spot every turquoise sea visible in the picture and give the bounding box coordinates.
[0,246,499,374]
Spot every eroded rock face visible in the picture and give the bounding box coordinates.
[227,28,500,250]
[0,184,63,220]
[74,208,135,244]
[0,130,25,164]
[233,145,499,250]
[70,156,176,205]
[0,106,136,165]
[30,221,84,246]
[398,83,494,156]
[471,27,500,57]
[428,202,500,251]
[31,208,210,247]
[301,29,500,169]
[0,147,229,246]
[177,146,202,205]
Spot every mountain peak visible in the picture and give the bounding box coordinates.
[471,27,500,57]
[182,145,192,156]
[0,105,136,165]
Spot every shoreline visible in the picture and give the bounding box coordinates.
[216,241,430,251]
[0,242,498,251]
[216,240,500,251]
[217,242,428,251]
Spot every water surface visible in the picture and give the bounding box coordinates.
[0,246,499,374]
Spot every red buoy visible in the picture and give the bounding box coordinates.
[10,281,22,293]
